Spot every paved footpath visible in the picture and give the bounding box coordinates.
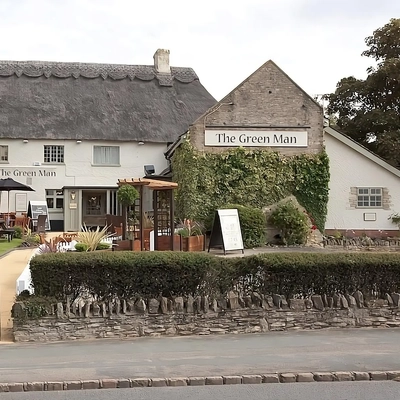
[0,248,36,342]
[1,329,400,383]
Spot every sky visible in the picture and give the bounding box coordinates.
[0,0,399,101]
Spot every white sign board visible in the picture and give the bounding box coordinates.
[15,193,27,212]
[208,209,244,254]
[218,209,244,251]
[205,130,308,147]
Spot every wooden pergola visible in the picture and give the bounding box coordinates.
[117,178,178,251]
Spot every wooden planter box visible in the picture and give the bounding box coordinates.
[114,239,141,251]
[156,234,181,251]
[180,235,205,252]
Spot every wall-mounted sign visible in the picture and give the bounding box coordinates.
[15,193,27,212]
[0,168,57,178]
[204,130,308,147]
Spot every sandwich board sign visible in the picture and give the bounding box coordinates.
[208,209,244,255]
[27,201,50,231]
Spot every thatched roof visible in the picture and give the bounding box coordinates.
[0,60,216,142]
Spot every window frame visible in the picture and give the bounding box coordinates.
[44,145,64,164]
[45,189,64,211]
[0,145,9,163]
[92,145,120,166]
[356,187,383,208]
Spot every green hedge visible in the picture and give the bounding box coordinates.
[30,251,400,301]
[30,252,220,300]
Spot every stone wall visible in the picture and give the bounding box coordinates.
[12,291,400,342]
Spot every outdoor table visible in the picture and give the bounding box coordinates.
[0,229,14,242]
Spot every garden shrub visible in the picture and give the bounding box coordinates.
[13,226,23,239]
[268,200,310,245]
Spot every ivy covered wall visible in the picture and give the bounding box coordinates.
[172,138,330,231]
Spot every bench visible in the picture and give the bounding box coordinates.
[0,229,14,242]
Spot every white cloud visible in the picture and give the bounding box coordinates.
[0,0,399,100]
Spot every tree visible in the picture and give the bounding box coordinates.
[326,18,400,166]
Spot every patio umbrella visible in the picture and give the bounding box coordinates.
[0,178,35,225]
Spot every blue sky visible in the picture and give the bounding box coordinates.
[1,0,399,100]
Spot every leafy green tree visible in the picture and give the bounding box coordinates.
[326,18,400,166]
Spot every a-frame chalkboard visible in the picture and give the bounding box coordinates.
[208,209,244,255]
[27,201,51,231]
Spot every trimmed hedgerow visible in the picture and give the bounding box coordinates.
[29,251,400,302]
[30,251,220,301]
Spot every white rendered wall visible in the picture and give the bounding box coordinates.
[325,133,400,231]
[0,139,168,214]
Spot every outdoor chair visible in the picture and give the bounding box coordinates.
[36,214,47,234]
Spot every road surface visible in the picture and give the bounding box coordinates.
[1,329,400,383]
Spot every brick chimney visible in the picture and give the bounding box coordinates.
[153,49,170,74]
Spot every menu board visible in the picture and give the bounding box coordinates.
[208,209,244,254]
[27,201,50,230]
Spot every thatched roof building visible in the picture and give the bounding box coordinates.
[0,49,216,142]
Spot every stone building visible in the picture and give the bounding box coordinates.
[167,59,400,237]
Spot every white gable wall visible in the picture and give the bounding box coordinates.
[325,132,400,232]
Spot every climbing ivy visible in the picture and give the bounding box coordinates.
[172,138,330,231]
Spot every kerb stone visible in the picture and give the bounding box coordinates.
[0,384,9,393]
[369,371,387,381]
[47,382,64,391]
[82,380,100,390]
[24,382,45,391]
[296,373,314,382]
[64,381,82,390]
[117,379,130,388]
[262,374,279,383]
[313,372,333,381]
[206,376,223,385]
[151,378,167,387]
[353,372,370,381]
[333,372,354,381]
[7,383,24,392]
[189,377,206,386]
[242,375,262,384]
[279,373,296,383]
[167,378,187,387]
[100,379,118,389]
[223,376,242,385]
[131,378,149,387]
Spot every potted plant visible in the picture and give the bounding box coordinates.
[177,219,205,252]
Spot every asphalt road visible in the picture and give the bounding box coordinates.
[1,382,400,400]
[1,329,400,383]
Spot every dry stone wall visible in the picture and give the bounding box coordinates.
[12,291,400,342]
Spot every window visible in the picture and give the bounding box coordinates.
[46,189,64,210]
[357,188,382,208]
[44,145,64,163]
[0,145,8,162]
[93,146,120,165]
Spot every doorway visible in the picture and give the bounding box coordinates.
[82,191,107,228]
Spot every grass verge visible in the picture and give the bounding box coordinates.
[0,238,23,257]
